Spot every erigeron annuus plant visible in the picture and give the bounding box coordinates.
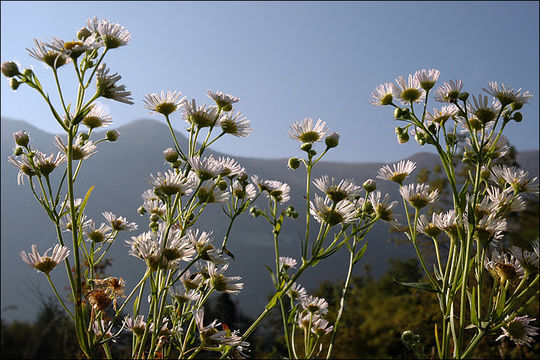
[3,16,394,360]
[372,69,539,358]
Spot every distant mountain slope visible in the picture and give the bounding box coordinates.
[2,118,538,322]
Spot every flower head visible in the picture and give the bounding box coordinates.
[185,229,225,264]
[197,183,230,203]
[102,211,138,231]
[369,191,398,223]
[189,155,223,181]
[435,80,463,103]
[143,90,186,116]
[467,94,501,125]
[485,249,524,284]
[8,156,36,185]
[301,295,329,314]
[394,74,425,104]
[182,99,219,128]
[96,64,133,104]
[87,17,131,49]
[425,105,457,125]
[376,160,416,185]
[399,183,439,209]
[433,210,462,239]
[27,38,70,68]
[47,37,97,59]
[491,165,538,195]
[370,82,395,106]
[123,315,146,337]
[149,169,195,197]
[279,257,297,271]
[83,220,113,243]
[207,90,239,111]
[417,214,442,238]
[207,262,243,294]
[34,151,66,176]
[54,135,97,160]
[496,315,539,347]
[310,195,356,226]
[313,176,362,202]
[219,111,252,137]
[82,104,113,129]
[414,68,440,91]
[475,214,507,246]
[510,241,539,274]
[20,244,70,274]
[288,118,328,143]
[483,81,533,107]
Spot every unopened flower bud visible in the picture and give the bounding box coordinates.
[237,172,248,182]
[149,222,159,232]
[14,146,23,156]
[480,167,491,182]
[137,206,147,215]
[445,134,456,146]
[468,117,483,131]
[163,148,179,163]
[394,107,410,119]
[77,27,92,41]
[325,132,340,148]
[13,131,30,147]
[9,78,20,90]
[218,179,227,191]
[150,213,160,222]
[363,179,376,193]
[22,68,33,77]
[458,92,469,101]
[397,132,410,144]
[395,127,404,135]
[427,123,437,135]
[106,129,119,142]
[79,132,90,141]
[510,102,523,111]
[172,160,182,169]
[288,157,300,170]
[250,206,261,218]
[300,142,312,152]
[308,149,317,157]
[1,61,20,77]
[512,112,523,122]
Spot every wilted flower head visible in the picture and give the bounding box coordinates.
[219,111,252,137]
[435,79,463,103]
[144,90,186,116]
[207,90,239,111]
[86,288,112,312]
[483,81,533,107]
[123,315,146,337]
[496,315,539,347]
[377,160,416,185]
[20,244,70,274]
[394,74,425,104]
[288,118,329,143]
[96,64,133,104]
[484,249,524,284]
[370,82,395,106]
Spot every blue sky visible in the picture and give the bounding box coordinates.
[1,1,539,163]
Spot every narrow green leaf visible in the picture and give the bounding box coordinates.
[287,304,299,324]
[394,279,438,293]
[467,289,478,325]
[353,242,368,265]
[77,186,94,223]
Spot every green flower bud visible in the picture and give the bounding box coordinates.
[480,167,491,182]
[9,78,20,90]
[79,132,90,141]
[468,117,483,131]
[13,146,23,156]
[163,148,179,163]
[250,206,261,218]
[172,160,182,169]
[458,92,469,101]
[510,102,523,111]
[137,206,147,215]
[77,27,92,41]
[397,132,410,144]
[427,123,437,135]
[288,157,300,170]
[1,61,20,78]
[22,68,33,77]
[395,126,404,135]
[300,142,312,152]
[394,107,410,119]
[308,149,317,157]
[106,129,120,142]
[445,134,456,146]
[13,131,30,147]
[325,132,340,148]
[218,179,227,191]
[149,222,159,232]
[150,213,160,222]
[512,112,523,122]
[363,179,376,193]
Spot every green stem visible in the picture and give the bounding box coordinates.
[46,273,74,319]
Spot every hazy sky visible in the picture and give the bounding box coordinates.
[1,1,539,163]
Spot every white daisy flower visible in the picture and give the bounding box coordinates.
[82,103,113,129]
[189,155,223,181]
[102,211,137,231]
[83,220,113,243]
[510,240,539,274]
[142,199,166,217]
[474,214,507,246]
[496,315,539,347]
[54,135,97,160]
[126,232,167,270]
[369,191,398,223]
[150,169,195,197]
[92,319,115,341]
[123,315,146,337]
[182,99,219,128]
[434,79,463,103]
[184,229,225,264]
[217,157,244,178]
[310,195,356,226]
[231,180,257,200]
[96,64,133,104]
[194,308,228,346]
[313,175,362,202]
[143,90,186,116]
[251,175,291,203]
[47,37,97,59]
[394,74,425,104]
[467,94,501,125]
[486,186,526,215]
[207,262,243,294]
[219,111,252,137]
[197,182,230,204]
[414,68,440,91]
[484,249,524,284]
[483,81,533,107]
[376,160,416,185]
[433,210,462,239]
[425,105,457,125]
[288,118,329,144]
[491,165,538,194]
[207,90,239,111]
[288,283,308,302]
[311,317,334,337]
[87,17,131,49]
[26,38,70,68]
[169,287,201,304]
[301,295,329,314]
[32,151,66,177]
[370,82,395,106]
[399,183,439,209]
[180,270,205,290]
[7,156,36,185]
[279,257,297,271]
[416,214,442,238]
[20,244,70,274]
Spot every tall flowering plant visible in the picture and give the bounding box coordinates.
[371,69,539,358]
[3,17,394,359]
